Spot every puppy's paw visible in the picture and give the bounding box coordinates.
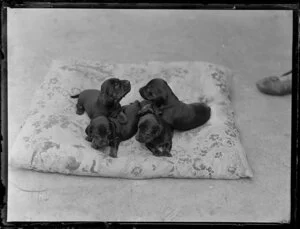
[76,109,84,115]
[153,150,164,157]
[109,152,118,158]
[160,150,172,157]
[164,152,172,157]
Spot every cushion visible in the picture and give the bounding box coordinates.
[9,59,253,179]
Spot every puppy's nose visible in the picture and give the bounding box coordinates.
[123,80,131,91]
[206,105,211,115]
[124,80,131,87]
[205,105,211,111]
[139,88,144,96]
[91,142,99,149]
[135,134,143,142]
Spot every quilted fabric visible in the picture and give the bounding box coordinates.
[9,59,253,179]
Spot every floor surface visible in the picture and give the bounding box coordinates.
[7,9,292,222]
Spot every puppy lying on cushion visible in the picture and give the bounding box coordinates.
[70,78,131,120]
[139,78,211,131]
[135,102,174,157]
[85,100,141,158]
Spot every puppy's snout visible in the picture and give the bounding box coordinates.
[201,104,211,121]
[200,103,211,111]
[92,138,108,149]
[124,80,130,86]
[205,105,211,113]
[139,87,145,98]
[123,80,131,90]
[136,131,153,143]
[135,134,144,143]
[91,141,99,149]
[135,134,141,141]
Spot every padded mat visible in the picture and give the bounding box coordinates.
[9,59,253,179]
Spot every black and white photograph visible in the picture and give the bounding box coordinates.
[4,5,295,223]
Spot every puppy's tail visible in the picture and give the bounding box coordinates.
[70,94,80,99]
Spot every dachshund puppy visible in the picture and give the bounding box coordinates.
[139,78,211,131]
[85,100,141,158]
[70,78,131,119]
[85,116,111,150]
[135,103,174,157]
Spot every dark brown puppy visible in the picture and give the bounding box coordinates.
[85,100,141,158]
[70,78,131,120]
[135,103,174,157]
[139,78,211,131]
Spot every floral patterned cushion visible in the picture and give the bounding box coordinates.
[9,59,253,179]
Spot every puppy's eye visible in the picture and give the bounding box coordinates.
[148,91,153,96]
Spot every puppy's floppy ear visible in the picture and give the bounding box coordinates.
[99,80,115,106]
[100,79,112,93]
[117,110,128,124]
[99,89,115,106]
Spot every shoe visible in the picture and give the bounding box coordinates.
[256,72,292,96]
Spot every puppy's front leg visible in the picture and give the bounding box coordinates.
[161,142,172,157]
[146,143,162,157]
[109,139,120,158]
